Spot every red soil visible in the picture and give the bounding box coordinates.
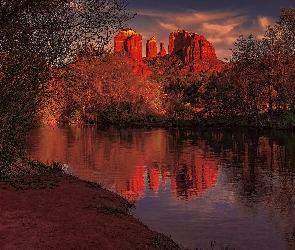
[0,172,182,250]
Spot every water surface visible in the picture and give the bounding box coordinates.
[26,126,295,249]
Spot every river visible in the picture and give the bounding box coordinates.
[26,125,295,250]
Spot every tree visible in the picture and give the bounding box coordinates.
[229,35,266,124]
[145,55,206,121]
[0,0,132,165]
[46,52,162,124]
[225,7,295,126]
[263,7,295,114]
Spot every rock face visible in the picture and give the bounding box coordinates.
[168,29,217,63]
[158,42,166,56]
[114,28,224,75]
[114,29,142,61]
[146,36,157,59]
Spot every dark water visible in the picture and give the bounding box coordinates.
[26,125,295,250]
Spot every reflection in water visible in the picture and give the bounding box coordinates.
[26,126,295,250]
[26,125,219,201]
[171,164,218,199]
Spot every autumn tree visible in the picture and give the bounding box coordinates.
[46,52,163,124]
[145,55,206,121]
[263,7,295,114]
[0,0,131,164]
[224,6,295,127]
[227,35,266,124]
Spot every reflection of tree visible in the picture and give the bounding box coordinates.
[241,129,260,200]
[211,128,295,250]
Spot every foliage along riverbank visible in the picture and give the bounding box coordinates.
[40,48,295,129]
[39,7,295,130]
[2,5,295,166]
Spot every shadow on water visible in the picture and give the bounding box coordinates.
[26,125,295,250]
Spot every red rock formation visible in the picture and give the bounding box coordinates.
[113,29,152,77]
[168,29,217,63]
[148,167,160,192]
[114,28,224,75]
[131,58,152,78]
[114,29,142,61]
[158,41,166,56]
[146,36,157,59]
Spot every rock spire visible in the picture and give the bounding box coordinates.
[168,29,217,63]
[146,36,157,59]
[114,29,142,61]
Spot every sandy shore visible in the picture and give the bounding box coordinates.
[0,167,183,250]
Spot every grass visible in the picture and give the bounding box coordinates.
[100,206,126,216]
[150,238,235,250]
[85,180,104,189]
[150,235,184,250]
[0,160,64,190]
[26,160,63,174]
[193,241,235,250]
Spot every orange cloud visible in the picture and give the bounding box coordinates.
[202,23,237,35]
[175,12,230,24]
[158,21,178,32]
[258,16,273,30]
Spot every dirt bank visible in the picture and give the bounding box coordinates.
[0,166,183,250]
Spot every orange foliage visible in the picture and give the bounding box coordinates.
[40,53,164,124]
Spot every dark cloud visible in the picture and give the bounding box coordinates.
[128,0,293,15]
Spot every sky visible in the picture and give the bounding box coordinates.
[126,0,295,60]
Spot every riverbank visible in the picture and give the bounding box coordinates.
[0,162,183,250]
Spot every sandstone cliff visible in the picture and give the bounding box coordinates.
[114,29,142,61]
[168,29,217,63]
[167,30,224,73]
[114,28,224,76]
[146,36,157,59]
[114,29,151,77]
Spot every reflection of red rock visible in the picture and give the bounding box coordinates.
[148,167,160,192]
[114,29,142,61]
[170,161,218,198]
[27,126,219,201]
[161,170,168,190]
[146,36,157,59]
[117,166,145,201]
[146,161,218,199]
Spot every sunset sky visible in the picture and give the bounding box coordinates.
[127,0,295,60]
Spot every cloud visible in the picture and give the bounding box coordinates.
[157,21,178,32]
[258,16,273,30]
[175,11,236,25]
[202,23,237,35]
